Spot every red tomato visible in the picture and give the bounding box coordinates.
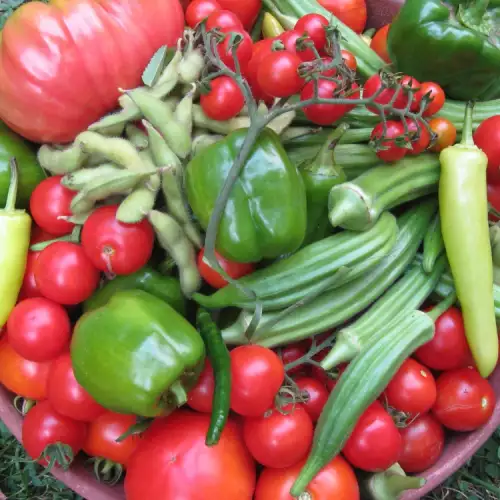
[34,241,100,305]
[125,411,256,500]
[22,400,87,467]
[413,82,446,116]
[383,359,437,415]
[398,413,445,473]
[0,339,51,400]
[278,342,309,375]
[19,252,44,300]
[29,176,75,236]
[363,74,409,114]
[404,118,431,155]
[216,0,261,30]
[488,183,500,222]
[474,116,500,185]
[318,0,367,33]
[205,9,243,30]
[432,367,496,432]
[81,205,154,276]
[0,0,185,144]
[301,80,360,126]
[342,401,402,471]
[7,298,71,362]
[30,226,57,245]
[197,248,255,289]
[245,43,274,103]
[243,403,313,468]
[341,50,357,72]
[414,306,473,371]
[230,345,285,417]
[216,28,253,71]
[186,0,221,28]
[84,411,140,467]
[187,358,215,413]
[295,14,329,52]
[370,120,407,162]
[370,25,391,64]
[428,117,457,153]
[200,76,244,121]
[278,30,317,62]
[47,353,105,422]
[257,51,304,98]
[294,376,329,422]
[255,456,359,500]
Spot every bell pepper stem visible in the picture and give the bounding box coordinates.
[460,102,475,146]
[367,469,426,500]
[169,380,188,407]
[5,158,19,211]
[426,292,457,322]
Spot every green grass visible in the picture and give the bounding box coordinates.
[1,419,499,500]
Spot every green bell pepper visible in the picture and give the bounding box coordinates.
[387,0,500,101]
[185,128,307,263]
[83,265,185,315]
[71,290,205,417]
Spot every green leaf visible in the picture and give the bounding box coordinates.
[142,46,175,87]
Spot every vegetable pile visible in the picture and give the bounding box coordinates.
[1,0,500,499]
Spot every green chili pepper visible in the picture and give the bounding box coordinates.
[439,102,498,377]
[196,308,231,447]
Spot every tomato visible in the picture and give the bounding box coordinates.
[29,176,75,237]
[200,76,245,121]
[370,120,407,162]
[404,118,431,155]
[0,339,51,400]
[301,80,360,126]
[363,74,409,114]
[414,306,473,371]
[370,25,391,64]
[255,455,359,500]
[432,367,496,432]
[125,411,256,500]
[257,51,304,98]
[186,0,221,28]
[197,247,255,289]
[413,82,446,117]
[278,342,308,375]
[245,41,275,103]
[294,14,329,53]
[216,0,261,30]
[294,376,329,422]
[488,183,500,222]
[428,117,457,153]
[383,359,437,415]
[318,0,367,33]
[230,345,285,417]
[84,411,140,466]
[187,358,214,413]
[278,30,317,62]
[243,403,313,468]
[473,116,500,184]
[206,9,244,31]
[34,241,100,305]
[22,400,87,467]
[7,298,71,362]
[30,226,57,245]
[216,27,253,71]
[342,401,402,471]
[398,413,445,473]
[341,50,357,72]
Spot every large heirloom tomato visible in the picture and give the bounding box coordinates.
[0,0,184,143]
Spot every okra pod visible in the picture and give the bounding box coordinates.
[422,213,445,273]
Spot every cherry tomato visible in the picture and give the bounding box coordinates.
[0,339,51,400]
[342,401,402,471]
[30,226,57,245]
[414,306,473,371]
[413,82,446,117]
[257,51,304,98]
[341,50,357,72]
[200,76,245,121]
[432,367,496,431]
[84,411,140,467]
[255,455,360,500]
[81,205,154,276]
[278,30,316,62]
[301,80,360,126]
[34,241,100,305]
[22,400,87,467]
[428,117,457,153]
[474,116,500,185]
[383,359,437,415]
[29,176,75,236]
[398,413,445,473]
[217,27,253,72]
[187,358,215,413]
[7,298,71,362]
[488,183,500,222]
[403,118,431,155]
[243,403,313,468]
[185,0,221,28]
[294,14,329,52]
[197,248,255,289]
[318,0,367,33]
[294,376,329,422]
[363,74,409,114]
[205,9,243,31]
[245,42,275,103]
[400,75,421,111]
[278,342,308,375]
[370,25,391,64]
[47,353,106,422]
[230,345,285,417]
[216,0,261,30]
[370,120,407,162]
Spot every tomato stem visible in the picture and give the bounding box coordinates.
[426,292,457,322]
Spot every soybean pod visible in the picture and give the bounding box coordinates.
[422,213,445,273]
[37,142,87,175]
[61,164,122,191]
[125,124,149,150]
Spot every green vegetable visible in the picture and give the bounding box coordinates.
[423,213,445,273]
[193,212,398,311]
[83,265,185,315]
[387,0,500,101]
[328,154,440,231]
[185,128,307,263]
[71,290,205,417]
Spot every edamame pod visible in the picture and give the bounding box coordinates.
[38,142,87,175]
[179,48,204,84]
[175,86,195,137]
[125,124,149,150]
[61,164,122,191]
